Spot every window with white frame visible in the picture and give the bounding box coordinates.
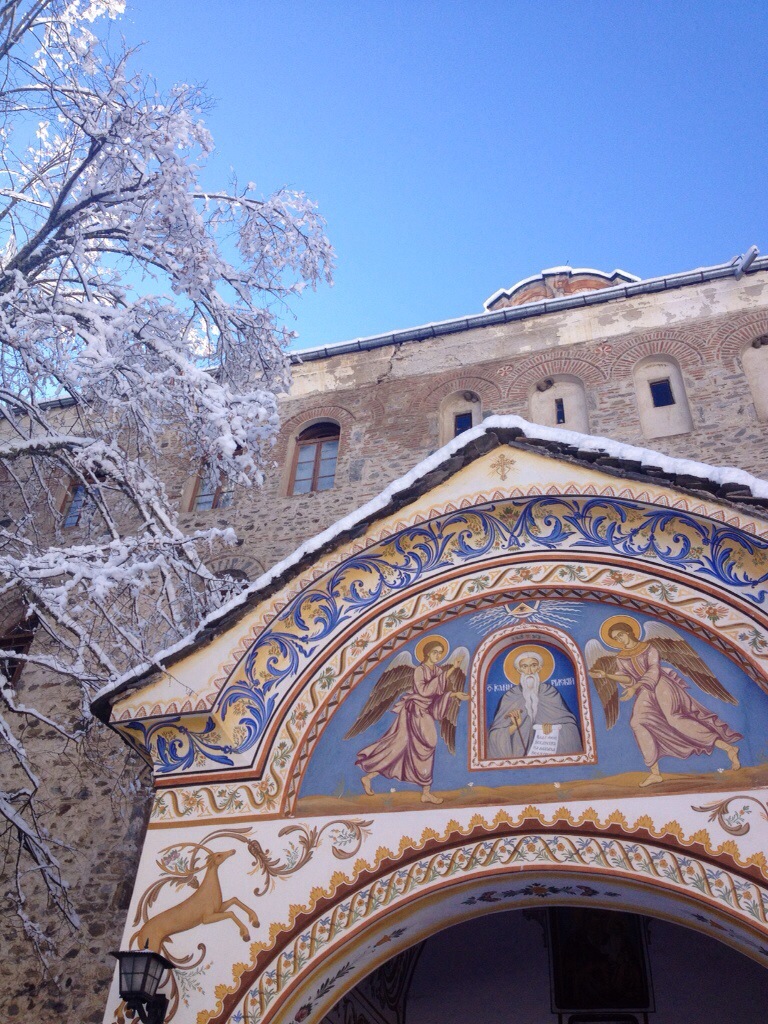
[741,336,768,421]
[528,376,589,433]
[439,391,482,446]
[632,355,692,439]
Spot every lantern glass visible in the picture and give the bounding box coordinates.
[112,949,172,1001]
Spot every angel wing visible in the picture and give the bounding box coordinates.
[440,646,470,755]
[644,622,737,705]
[585,638,621,729]
[343,650,416,740]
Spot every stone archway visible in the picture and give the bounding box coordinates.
[386,899,768,1024]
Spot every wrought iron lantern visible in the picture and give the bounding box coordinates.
[110,946,174,1024]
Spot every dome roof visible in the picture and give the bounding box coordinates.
[484,265,639,310]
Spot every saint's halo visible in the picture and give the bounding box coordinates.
[503,644,555,685]
[599,614,642,649]
[414,634,449,663]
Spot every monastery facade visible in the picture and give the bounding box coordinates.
[5,251,768,1023]
[178,258,768,584]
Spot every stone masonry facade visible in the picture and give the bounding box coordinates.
[187,273,768,579]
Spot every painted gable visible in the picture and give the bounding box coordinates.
[106,442,768,811]
[100,433,768,1024]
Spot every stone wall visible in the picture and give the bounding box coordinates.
[0,654,151,1024]
[194,277,768,578]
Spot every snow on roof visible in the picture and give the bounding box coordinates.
[92,415,768,713]
[289,250,766,365]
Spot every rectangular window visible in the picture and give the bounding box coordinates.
[193,465,234,511]
[292,443,316,495]
[555,397,565,424]
[454,412,473,436]
[315,438,339,491]
[649,378,675,407]
[63,483,88,527]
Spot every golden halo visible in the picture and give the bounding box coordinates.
[415,634,449,663]
[502,644,556,686]
[600,614,642,649]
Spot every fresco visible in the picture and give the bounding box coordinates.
[297,599,768,811]
[116,492,768,777]
[485,643,582,760]
[472,624,593,769]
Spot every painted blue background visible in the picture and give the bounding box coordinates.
[484,642,581,751]
[299,599,768,799]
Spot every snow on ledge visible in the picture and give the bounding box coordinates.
[94,415,768,706]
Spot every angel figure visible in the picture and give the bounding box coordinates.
[345,635,470,804]
[586,615,742,788]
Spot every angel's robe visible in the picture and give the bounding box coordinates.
[618,644,742,766]
[355,662,456,787]
[487,682,582,758]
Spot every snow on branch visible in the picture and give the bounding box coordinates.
[0,0,333,957]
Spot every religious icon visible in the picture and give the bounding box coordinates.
[586,615,742,787]
[486,643,583,758]
[548,907,653,1014]
[344,635,469,804]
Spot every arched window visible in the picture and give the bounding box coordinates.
[528,376,589,433]
[438,392,482,446]
[0,613,38,685]
[290,422,340,495]
[632,355,693,439]
[61,476,101,528]
[216,567,249,602]
[741,335,768,421]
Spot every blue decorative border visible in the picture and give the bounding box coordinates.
[119,496,768,774]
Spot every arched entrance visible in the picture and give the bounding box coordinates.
[217,823,768,1024]
[386,903,768,1024]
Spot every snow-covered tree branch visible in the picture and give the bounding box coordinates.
[0,0,333,957]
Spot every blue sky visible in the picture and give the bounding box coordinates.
[120,1,768,349]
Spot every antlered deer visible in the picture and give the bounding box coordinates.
[132,848,259,955]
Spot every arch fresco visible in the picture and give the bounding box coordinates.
[295,588,768,813]
[103,447,768,1024]
[153,816,768,1024]
[115,490,768,784]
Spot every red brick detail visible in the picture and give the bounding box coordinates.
[608,331,705,377]
[709,312,768,369]
[502,353,607,402]
[422,374,503,405]
[274,404,356,461]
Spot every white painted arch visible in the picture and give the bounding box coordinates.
[219,824,768,1024]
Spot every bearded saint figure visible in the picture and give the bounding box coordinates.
[345,636,469,804]
[587,616,742,788]
[487,647,582,758]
